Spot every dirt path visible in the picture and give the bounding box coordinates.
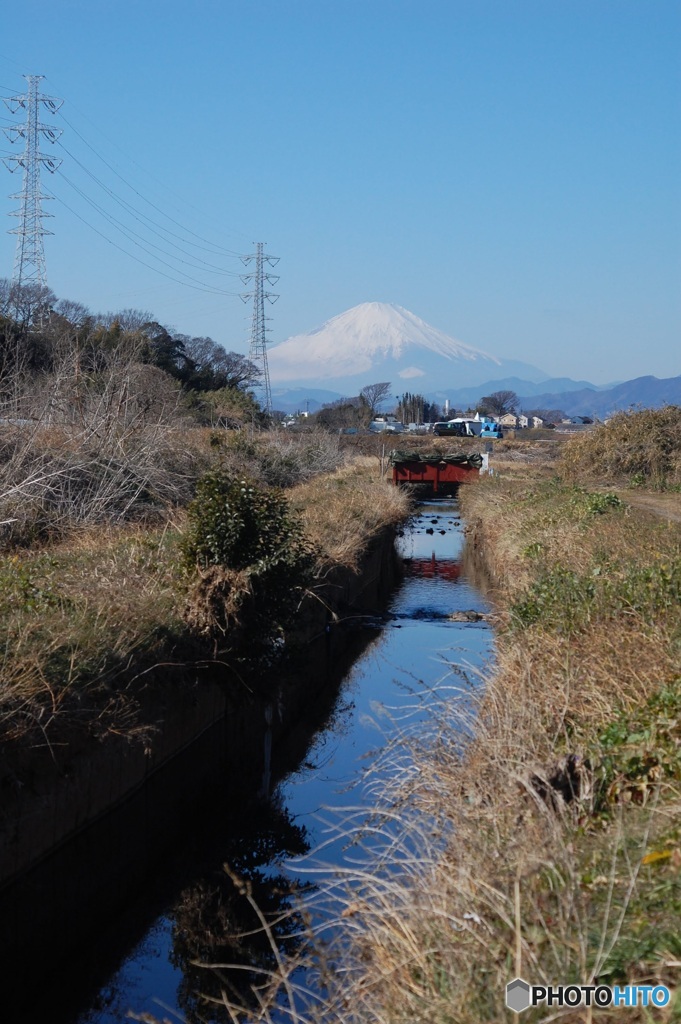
[621,492,681,523]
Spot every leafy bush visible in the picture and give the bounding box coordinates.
[182,472,314,648]
[0,556,62,615]
[570,489,624,516]
[512,566,597,633]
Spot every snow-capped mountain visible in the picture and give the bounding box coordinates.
[267,302,546,392]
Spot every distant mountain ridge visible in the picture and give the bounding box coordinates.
[270,375,681,417]
[517,375,681,418]
[264,301,677,417]
[427,376,604,412]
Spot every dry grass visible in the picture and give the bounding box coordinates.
[561,407,681,489]
[168,472,681,1024]
[0,420,213,545]
[291,458,411,569]
[0,454,411,748]
[0,522,187,743]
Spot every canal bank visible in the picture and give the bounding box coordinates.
[0,493,491,1015]
[16,496,493,1024]
[0,518,403,953]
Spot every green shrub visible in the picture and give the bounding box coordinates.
[573,490,624,516]
[181,472,314,648]
[0,557,62,615]
[512,566,597,633]
[511,555,681,635]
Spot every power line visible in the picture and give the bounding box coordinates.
[55,109,246,258]
[52,191,237,296]
[57,170,241,283]
[43,74,252,247]
[56,140,243,274]
[1,76,251,311]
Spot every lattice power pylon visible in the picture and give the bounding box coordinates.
[3,75,63,289]
[240,242,279,416]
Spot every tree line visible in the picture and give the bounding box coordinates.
[0,280,263,427]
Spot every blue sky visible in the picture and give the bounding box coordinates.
[0,0,679,384]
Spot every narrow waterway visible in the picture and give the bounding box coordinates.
[31,498,494,1023]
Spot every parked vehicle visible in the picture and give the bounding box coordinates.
[433,417,502,439]
[433,421,470,437]
[369,416,404,433]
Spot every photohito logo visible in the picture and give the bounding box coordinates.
[505,978,671,1013]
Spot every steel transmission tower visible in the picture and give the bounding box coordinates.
[3,75,63,289]
[240,242,279,416]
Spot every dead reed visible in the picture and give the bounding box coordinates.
[170,471,681,1023]
[561,407,681,489]
[291,459,411,569]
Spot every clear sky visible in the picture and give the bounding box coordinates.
[0,0,679,385]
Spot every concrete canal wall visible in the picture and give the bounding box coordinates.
[0,526,400,890]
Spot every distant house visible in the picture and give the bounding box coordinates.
[518,414,529,429]
[532,416,544,428]
[498,413,518,428]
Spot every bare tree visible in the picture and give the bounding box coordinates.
[360,382,392,418]
[183,336,261,390]
[0,279,55,329]
[476,390,519,417]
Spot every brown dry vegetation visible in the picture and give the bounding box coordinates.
[294,450,679,1022]
[0,435,408,749]
[561,406,681,489]
[181,424,681,1024]
[292,458,410,568]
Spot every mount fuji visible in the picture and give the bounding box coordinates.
[267,302,548,394]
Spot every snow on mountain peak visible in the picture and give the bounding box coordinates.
[267,302,501,385]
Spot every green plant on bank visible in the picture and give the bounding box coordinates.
[574,820,681,994]
[512,555,681,635]
[569,488,624,517]
[181,472,307,573]
[510,482,627,538]
[519,821,681,1004]
[0,556,63,615]
[181,471,314,647]
[595,677,681,811]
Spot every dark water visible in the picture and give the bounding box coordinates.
[32,500,494,1023]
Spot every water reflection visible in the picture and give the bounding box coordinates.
[53,498,493,1023]
[403,554,462,581]
[169,803,311,1022]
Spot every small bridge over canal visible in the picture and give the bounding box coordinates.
[390,450,485,495]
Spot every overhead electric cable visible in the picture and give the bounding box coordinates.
[52,193,236,296]
[44,79,252,246]
[55,110,246,257]
[56,141,242,275]
[58,170,241,279]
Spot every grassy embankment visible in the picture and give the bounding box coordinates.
[0,429,409,753]
[222,410,680,1024]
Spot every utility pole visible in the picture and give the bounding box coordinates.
[3,75,63,290]
[240,242,279,417]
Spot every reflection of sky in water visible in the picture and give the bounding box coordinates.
[280,500,492,865]
[74,500,494,1024]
